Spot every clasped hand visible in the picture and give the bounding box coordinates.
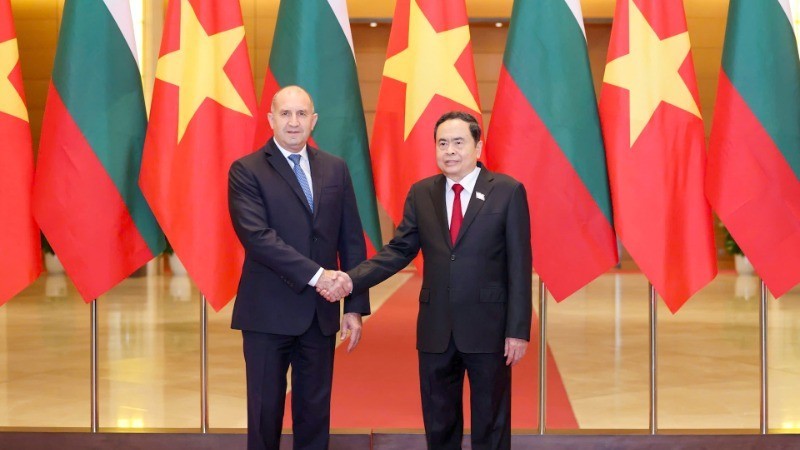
[316,270,352,302]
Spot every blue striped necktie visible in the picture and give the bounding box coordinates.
[288,153,313,212]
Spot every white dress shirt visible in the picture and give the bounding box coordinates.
[445,166,482,227]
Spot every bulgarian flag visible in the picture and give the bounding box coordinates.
[372,0,482,238]
[707,0,800,298]
[140,0,259,311]
[32,0,163,301]
[0,0,40,305]
[485,0,617,301]
[257,0,382,255]
[599,0,717,312]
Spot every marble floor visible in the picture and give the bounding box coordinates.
[1,264,799,433]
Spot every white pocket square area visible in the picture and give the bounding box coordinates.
[476,192,485,201]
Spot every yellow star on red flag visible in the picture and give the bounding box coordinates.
[382,0,480,139]
[0,37,28,122]
[155,0,252,143]
[603,0,700,147]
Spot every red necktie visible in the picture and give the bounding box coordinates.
[450,184,464,245]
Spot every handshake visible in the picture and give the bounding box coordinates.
[316,269,353,302]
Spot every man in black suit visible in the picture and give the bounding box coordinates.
[228,85,369,450]
[321,111,532,450]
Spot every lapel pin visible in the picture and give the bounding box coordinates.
[476,192,485,201]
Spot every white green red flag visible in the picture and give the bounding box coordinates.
[599,0,717,312]
[706,0,800,298]
[257,0,382,255]
[32,0,163,301]
[140,0,259,311]
[486,0,618,300]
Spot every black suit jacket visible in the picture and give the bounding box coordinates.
[228,138,370,336]
[349,164,532,353]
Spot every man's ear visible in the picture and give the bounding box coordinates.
[267,112,276,130]
[476,140,483,158]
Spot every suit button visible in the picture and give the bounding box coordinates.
[312,236,319,242]
[450,254,456,261]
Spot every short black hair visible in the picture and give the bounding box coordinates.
[434,111,481,143]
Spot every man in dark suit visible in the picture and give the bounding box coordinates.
[228,85,370,450]
[320,111,532,450]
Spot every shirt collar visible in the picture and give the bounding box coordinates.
[446,166,481,194]
[275,140,309,163]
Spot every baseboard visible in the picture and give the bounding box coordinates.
[1,430,799,450]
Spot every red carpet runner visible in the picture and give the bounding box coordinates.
[284,273,578,429]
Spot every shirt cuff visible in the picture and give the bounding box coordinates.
[308,267,324,287]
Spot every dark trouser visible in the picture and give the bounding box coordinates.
[418,337,511,450]
[243,315,335,450]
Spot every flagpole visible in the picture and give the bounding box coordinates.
[201,294,209,433]
[648,283,657,435]
[91,299,99,432]
[759,279,768,434]
[538,279,547,435]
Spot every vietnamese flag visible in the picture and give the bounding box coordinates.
[257,0,382,256]
[0,0,40,305]
[707,0,800,298]
[371,0,482,237]
[486,0,618,301]
[32,0,163,301]
[599,0,717,312]
[140,0,258,311]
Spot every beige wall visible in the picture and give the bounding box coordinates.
[10,0,731,263]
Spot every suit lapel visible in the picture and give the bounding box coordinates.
[308,146,324,221]
[454,167,494,247]
[430,175,452,249]
[264,139,313,215]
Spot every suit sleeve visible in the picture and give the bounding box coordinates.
[505,183,533,341]
[228,160,320,294]
[337,163,371,316]
[348,187,421,294]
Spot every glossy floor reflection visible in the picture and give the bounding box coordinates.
[1,268,799,431]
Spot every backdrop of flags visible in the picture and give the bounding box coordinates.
[15,0,800,311]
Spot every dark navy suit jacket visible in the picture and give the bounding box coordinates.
[228,138,370,336]
[348,164,531,353]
